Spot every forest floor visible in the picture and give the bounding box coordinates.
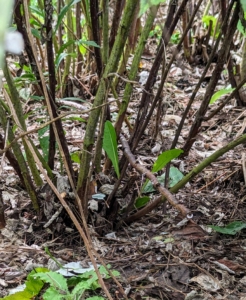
[1,50,246,299]
[1,9,246,298]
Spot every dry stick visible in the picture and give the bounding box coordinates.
[22,1,114,298]
[124,133,246,224]
[0,100,117,156]
[120,135,190,216]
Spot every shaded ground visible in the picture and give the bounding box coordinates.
[1,17,246,299]
[1,75,246,299]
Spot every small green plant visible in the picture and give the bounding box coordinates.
[142,148,183,191]
[2,264,120,300]
[202,15,220,38]
[170,31,180,44]
[209,221,246,235]
[142,166,184,194]
[134,149,184,207]
[149,24,162,39]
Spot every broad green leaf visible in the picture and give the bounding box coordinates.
[78,44,86,55]
[237,19,246,36]
[42,287,65,300]
[209,221,246,235]
[135,196,150,208]
[71,152,81,163]
[139,0,166,16]
[18,73,37,81]
[152,149,183,173]
[71,280,93,297]
[103,121,120,178]
[31,271,68,292]
[202,15,219,37]
[31,28,42,40]
[240,0,246,12]
[169,167,184,187]
[54,0,81,34]
[210,86,235,104]
[2,268,48,299]
[55,53,69,70]
[143,167,184,193]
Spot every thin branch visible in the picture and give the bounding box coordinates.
[120,135,190,217]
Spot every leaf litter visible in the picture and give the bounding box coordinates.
[1,10,246,300]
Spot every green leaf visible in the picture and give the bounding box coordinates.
[30,95,44,102]
[209,221,246,235]
[142,167,184,193]
[57,40,75,56]
[77,39,100,48]
[31,28,42,40]
[71,152,81,163]
[152,149,183,173]
[78,44,86,55]
[237,19,246,36]
[54,0,81,34]
[169,167,184,187]
[240,0,246,12]
[31,271,68,293]
[30,5,44,18]
[2,268,48,299]
[135,196,150,208]
[210,86,235,104]
[42,286,66,300]
[38,125,49,138]
[139,0,166,16]
[55,53,69,70]
[63,116,86,123]
[71,280,93,297]
[103,121,120,178]
[202,15,219,37]
[38,126,49,162]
